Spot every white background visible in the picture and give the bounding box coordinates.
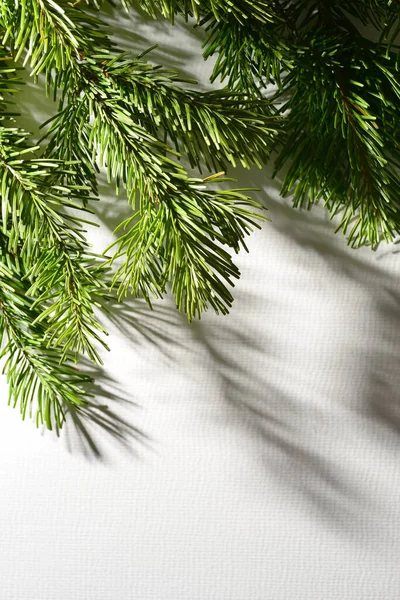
[1,6,400,599]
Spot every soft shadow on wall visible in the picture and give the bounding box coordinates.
[56,295,189,462]
[59,356,149,462]
[91,162,400,539]
[181,163,400,538]
[56,156,400,531]
[104,2,212,86]
[15,2,400,537]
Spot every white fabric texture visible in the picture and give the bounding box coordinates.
[1,7,400,600]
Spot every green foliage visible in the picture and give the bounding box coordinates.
[0,0,399,428]
[0,226,93,429]
[107,176,264,318]
[194,0,400,247]
[274,31,400,246]
[0,0,277,427]
[126,0,281,24]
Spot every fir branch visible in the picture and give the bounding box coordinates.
[74,52,279,171]
[1,0,399,431]
[40,99,98,197]
[108,176,265,319]
[55,72,267,319]
[26,246,111,364]
[333,0,400,32]
[0,255,92,429]
[0,0,277,320]
[0,0,112,76]
[0,135,84,252]
[202,16,290,93]
[0,138,112,361]
[28,37,276,319]
[0,49,99,428]
[0,57,111,364]
[273,32,400,247]
[128,0,283,25]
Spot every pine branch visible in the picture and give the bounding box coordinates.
[26,246,111,363]
[82,51,278,171]
[128,0,283,24]
[40,99,99,197]
[0,0,399,431]
[53,70,267,318]
[1,0,277,316]
[332,0,400,33]
[273,32,400,247]
[107,175,265,319]
[0,252,93,429]
[6,0,276,320]
[0,53,111,365]
[202,17,290,93]
[0,0,276,431]
[0,136,112,361]
[0,0,112,75]
[0,124,110,422]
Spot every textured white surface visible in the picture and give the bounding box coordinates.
[2,7,400,600]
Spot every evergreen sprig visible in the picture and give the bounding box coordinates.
[274,32,400,246]
[0,0,277,427]
[0,0,399,429]
[168,0,400,248]
[0,259,92,430]
[126,0,281,24]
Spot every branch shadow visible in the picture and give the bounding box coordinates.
[59,358,150,462]
[16,1,400,515]
[105,296,187,364]
[187,311,367,535]
[363,286,400,435]
[94,173,134,235]
[12,74,53,143]
[163,167,400,536]
[49,127,400,533]
[232,160,400,281]
[103,2,213,87]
